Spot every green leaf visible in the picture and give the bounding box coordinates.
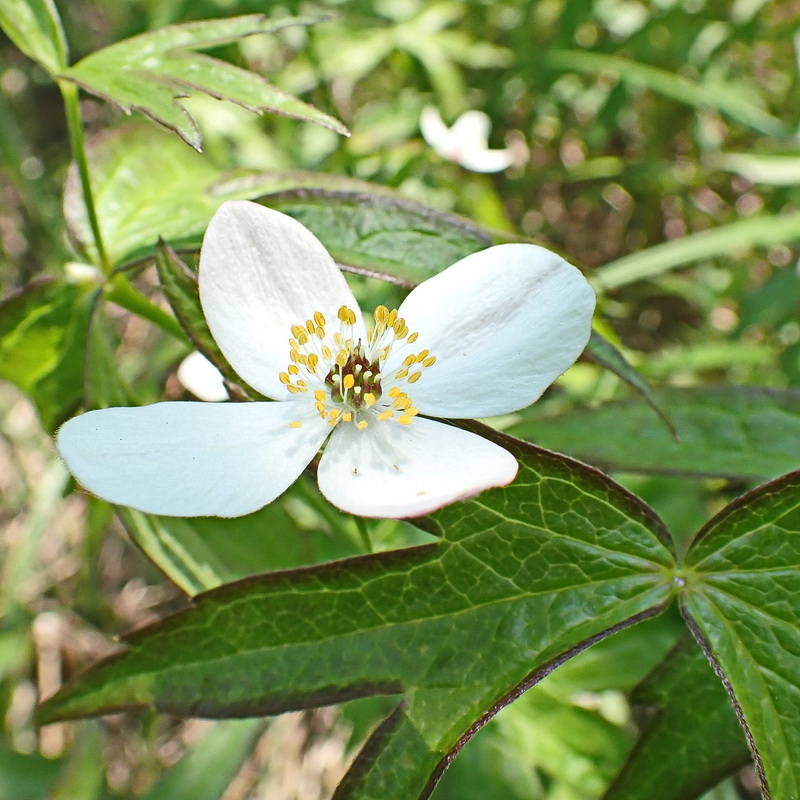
[603,634,751,800]
[509,386,800,481]
[139,720,263,800]
[39,434,677,800]
[681,470,800,800]
[57,15,347,151]
[0,744,63,800]
[65,124,226,267]
[0,280,93,432]
[0,0,68,74]
[585,331,677,439]
[592,212,800,291]
[547,50,785,137]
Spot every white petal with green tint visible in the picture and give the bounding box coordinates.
[199,201,366,399]
[317,416,518,518]
[56,401,327,517]
[385,243,595,418]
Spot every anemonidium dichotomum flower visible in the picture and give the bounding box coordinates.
[420,106,515,173]
[57,201,595,519]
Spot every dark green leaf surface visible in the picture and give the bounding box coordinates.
[604,634,750,800]
[40,436,677,800]
[58,15,346,151]
[0,280,92,432]
[584,331,676,438]
[0,0,68,74]
[510,386,800,480]
[681,471,800,800]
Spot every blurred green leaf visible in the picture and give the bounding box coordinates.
[707,152,800,186]
[50,722,106,800]
[0,280,92,432]
[0,745,63,800]
[39,434,677,800]
[585,331,677,439]
[547,50,784,137]
[0,0,67,74]
[604,634,750,800]
[139,720,263,800]
[57,14,346,152]
[510,386,800,480]
[593,213,800,291]
[682,470,800,800]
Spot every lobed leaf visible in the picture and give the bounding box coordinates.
[39,434,677,800]
[681,470,800,799]
[603,633,751,800]
[509,386,800,480]
[57,15,347,151]
[0,0,67,74]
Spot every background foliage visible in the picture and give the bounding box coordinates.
[1,0,800,798]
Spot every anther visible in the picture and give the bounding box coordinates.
[289,421,303,428]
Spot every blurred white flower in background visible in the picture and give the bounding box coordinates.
[419,105,516,173]
[177,351,229,402]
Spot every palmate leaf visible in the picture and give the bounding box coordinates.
[680,470,800,799]
[604,633,751,800]
[57,15,347,152]
[39,433,678,800]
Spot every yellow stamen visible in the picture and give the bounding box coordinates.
[378,410,394,421]
[289,421,303,429]
[314,311,326,327]
[408,371,422,384]
[343,374,355,390]
[315,389,326,402]
[279,372,291,384]
[397,415,413,425]
[364,392,376,407]
[342,412,352,422]
[407,332,419,343]
[422,356,436,367]
[288,364,299,375]
[388,387,402,398]
[356,420,369,430]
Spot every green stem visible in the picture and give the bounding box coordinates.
[354,517,374,554]
[58,79,110,272]
[105,274,186,341]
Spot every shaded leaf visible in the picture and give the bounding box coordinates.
[509,386,800,480]
[0,0,67,74]
[585,331,677,439]
[681,470,800,800]
[39,434,677,800]
[57,15,347,151]
[0,280,92,432]
[603,634,751,800]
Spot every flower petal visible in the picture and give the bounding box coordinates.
[317,417,517,518]
[199,201,366,399]
[57,400,327,517]
[457,147,514,173]
[177,351,228,402]
[386,243,595,417]
[419,105,455,156]
[448,110,491,149]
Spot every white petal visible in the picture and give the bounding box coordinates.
[457,147,515,173]
[199,201,366,399]
[386,243,595,418]
[57,401,328,517]
[420,105,455,156]
[177,351,228,402]
[448,110,491,149]
[317,417,517,518]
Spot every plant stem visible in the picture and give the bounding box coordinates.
[354,517,374,554]
[105,274,186,341]
[58,79,110,273]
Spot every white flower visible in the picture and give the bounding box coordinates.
[177,351,229,402]
[420,106,516,173]
[57,201,595,519]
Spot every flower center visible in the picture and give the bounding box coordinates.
[278,305,436,431]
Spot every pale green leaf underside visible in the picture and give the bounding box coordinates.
[40,436,677,800]
[57,15,347,151]
[682,471,800,800]
[0,0,67,74]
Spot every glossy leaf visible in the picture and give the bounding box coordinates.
[57,15,346,151]
[509,386,800,480]
[681,470,800,800]
[604,634,751,800]
[0,280,92,432]
[0,0,67,74]
[39,434,677,800]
